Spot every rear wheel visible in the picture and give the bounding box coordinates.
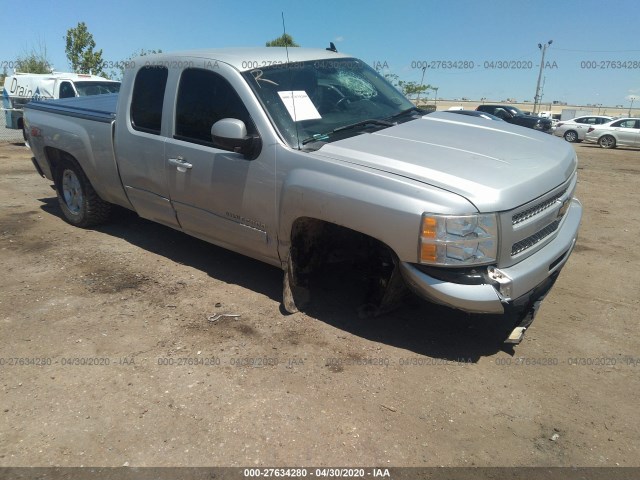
[563,130,578,143]
[598,135,616,149]
[55,157,111,227]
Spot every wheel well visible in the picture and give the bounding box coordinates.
[289,218,397,307]
[44,147,76,184]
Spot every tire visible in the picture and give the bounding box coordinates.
[598,135,616,149]
[563,130,578,143]
[55,157,111,227]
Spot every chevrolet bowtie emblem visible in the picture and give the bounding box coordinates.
[557,198,570,219]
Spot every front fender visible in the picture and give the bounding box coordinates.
[276,158,475,265]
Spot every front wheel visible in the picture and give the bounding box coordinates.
[598,135,616,149]
[55,158,111,227]
[563,130,578,143]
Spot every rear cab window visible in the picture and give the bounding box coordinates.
[131,66,169,135]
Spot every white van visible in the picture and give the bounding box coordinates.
[2,72,120,137]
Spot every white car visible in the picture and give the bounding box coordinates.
[553,115,614,143]
[584,118,640,149]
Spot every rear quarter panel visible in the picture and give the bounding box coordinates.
[26,108,131,208]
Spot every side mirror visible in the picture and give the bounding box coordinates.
[211,118,262,160]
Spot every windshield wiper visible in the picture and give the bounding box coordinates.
[332,118,394,133]
[387,106,425,120]
[301,119,395,146]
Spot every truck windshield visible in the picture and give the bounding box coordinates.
[74,81,121,96]
[242,58,416,149]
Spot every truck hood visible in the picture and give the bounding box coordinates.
[312,112,576,212]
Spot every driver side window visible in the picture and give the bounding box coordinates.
[59,82,75,99]
[175,68,256,147]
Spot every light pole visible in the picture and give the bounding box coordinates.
[533,40,552,115]
[433,87,438,109]
[629,96,636,117]
[415,66,427,105]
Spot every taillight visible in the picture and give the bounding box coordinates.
[587,127,595,133]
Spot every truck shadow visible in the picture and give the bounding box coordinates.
[39,199,513,360]
[302,265,514,361]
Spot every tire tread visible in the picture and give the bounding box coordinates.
[55,156,111,228]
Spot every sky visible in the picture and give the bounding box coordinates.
[2,0,639,107]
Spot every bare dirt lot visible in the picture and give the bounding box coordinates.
[0,140,639,468]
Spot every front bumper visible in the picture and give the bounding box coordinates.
[400,198,582,314]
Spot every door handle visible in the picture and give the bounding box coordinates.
[168,156,193,170]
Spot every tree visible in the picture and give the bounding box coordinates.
[65,22,105,76]
[379,72,431,100]
[14,42,52,73]
[398,80,431,99]
[382,72,400,88]
[266,34,299,47]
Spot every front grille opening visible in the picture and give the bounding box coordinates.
[512,189,567,226]
[511,219,561,256]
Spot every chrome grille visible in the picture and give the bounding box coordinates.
[511,219,561,256]
[512,189,566,225]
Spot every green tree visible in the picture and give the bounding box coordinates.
[382,72,400,88]
[266,34,300,47]
[398,80,431,99]
[14,42,52,74]
[65,22,105,76]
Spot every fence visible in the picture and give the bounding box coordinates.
[0,125,23,143]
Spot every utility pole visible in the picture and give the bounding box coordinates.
[415,66,427,105]
[533,40,552,115]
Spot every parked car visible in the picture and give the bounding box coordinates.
[584,117,640,149]
[553,115,614,143]
[24,47,582,344]
[441,110,504,121]
[476,104,553,133]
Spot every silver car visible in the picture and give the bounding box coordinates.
[584,117,640,149]
[553,115,614,143]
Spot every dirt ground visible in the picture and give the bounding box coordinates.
[0,140,638,468]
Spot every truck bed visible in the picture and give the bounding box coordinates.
[25,93,118,123]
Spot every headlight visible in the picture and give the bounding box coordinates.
[419,213,498,266]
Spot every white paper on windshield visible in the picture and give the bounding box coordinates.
[277,90,321,121]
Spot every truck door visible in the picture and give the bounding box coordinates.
[115,66,180,229]
[164,67,276,263]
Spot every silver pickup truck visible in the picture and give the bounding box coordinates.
[25,48,582,343]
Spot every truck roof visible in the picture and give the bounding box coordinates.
[135,47,350,72]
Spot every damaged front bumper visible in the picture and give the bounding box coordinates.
[399,198,582,340]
